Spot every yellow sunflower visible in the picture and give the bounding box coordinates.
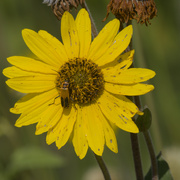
[3,8,155,159]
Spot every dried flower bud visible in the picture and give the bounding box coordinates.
[104,0,157,26]
[43,0,85,20]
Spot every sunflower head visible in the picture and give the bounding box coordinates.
[57,58,104,105]
[3,8,155,159]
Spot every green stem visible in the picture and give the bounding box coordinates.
[134,93,158,179]
[134,85,158,180]
[143,131,159,180]
[130,132,144,180]
[81,1,98,38]
[94,154,111,180]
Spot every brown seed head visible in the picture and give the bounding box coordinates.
[104,0,157,26]
[43,0,85,20]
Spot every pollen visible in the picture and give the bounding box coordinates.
[57,58,104,104]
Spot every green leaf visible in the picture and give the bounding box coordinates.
[135,107,152,132]
[145,152,174,180]
[7,146,65,177]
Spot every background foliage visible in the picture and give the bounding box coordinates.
[0,0,179,179]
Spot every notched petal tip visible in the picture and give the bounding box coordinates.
[38,29,47,34]
[10,107,19,114]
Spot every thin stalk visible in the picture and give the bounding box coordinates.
[134,93,159,180]
[134,93,158,180]
[94,154,111,180]
[130,132,144,180]
[81,1,98,37]
[143,131,159,180]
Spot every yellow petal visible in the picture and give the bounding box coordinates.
[6,75,56,93]
[46,106,77,148]
[35,103,63,135]
[105,91,140,116]
[75,9,91,58]
[101,50,134,70]
[38,30,68,63]
[72,105,88,159]
[14,90,61,127]
[93,103,118,153]
[15,92,59,127]
[15,113,40,127]
[11,89,59,115]
[104,68,156,84]
[22,29,61,70]
[96,25,133,66]
[55,106,77,149]
[82,104,105,156]
[105,83,154,96]
[3,66,37,78]
[61,11,79,59]
[7,56,57,74]
[87,19,120,62]
[3,66,56,79]
[97,91,139,133]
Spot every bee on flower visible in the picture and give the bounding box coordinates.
[3,8,155,159]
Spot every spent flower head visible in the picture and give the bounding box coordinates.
[43,0,85,20]
[105,0,157,26]
[3,9,155,159]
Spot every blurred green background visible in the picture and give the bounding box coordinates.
[0,0,180,179]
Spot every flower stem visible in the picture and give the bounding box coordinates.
[143,130,159,180]
[130,133,144,180]
[94,153,111,180]
[134,94,158,179]
[81,1,98,37]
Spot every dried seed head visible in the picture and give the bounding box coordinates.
[43,0,85,20]
[104,0,157,26]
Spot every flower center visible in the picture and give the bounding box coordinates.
[57,58,104,105]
